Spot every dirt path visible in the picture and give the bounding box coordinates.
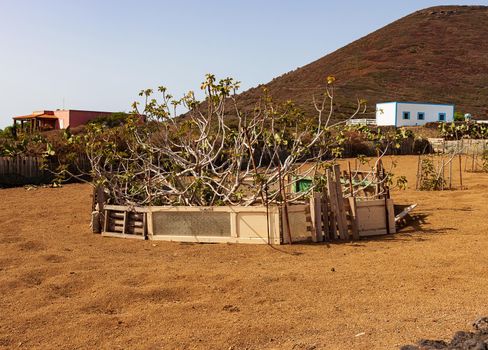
[1,155,488,349]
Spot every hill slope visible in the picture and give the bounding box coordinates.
[237,5,488,120]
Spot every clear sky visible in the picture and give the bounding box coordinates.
[0,0,485,128]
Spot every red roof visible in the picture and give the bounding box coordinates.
[13,111,58,120]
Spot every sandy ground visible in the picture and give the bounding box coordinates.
[1,155,488,350]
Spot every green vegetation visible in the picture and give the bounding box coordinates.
[482,150,488,172]
[418,158,445,191]
[88,112,132,128]
[454,112,465,122]
[18,74,410,205]
[0,126,14,139]
[439,122,488,140]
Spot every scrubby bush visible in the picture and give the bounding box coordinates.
[419,158,445,190]
[439,121,488,140]
[88,112,131,128]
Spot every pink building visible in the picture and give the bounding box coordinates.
[12,109,116,133]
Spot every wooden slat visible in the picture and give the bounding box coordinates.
[308,197,316,242]
[122,211,128,234]
[333,165,349,240]
[142,212,147,239]
[281,209,291,244]
[347,197,360,240]
[326,169,338,240]
[132,227,144,234]
[356,199,388,208]
[313,193,322,242]
[103,209,110,232]
[306,200,315,240]
[321,190,330,241]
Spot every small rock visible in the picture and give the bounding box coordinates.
[474,317,488,332]
[418,338,448,348]
[223,304,240,312]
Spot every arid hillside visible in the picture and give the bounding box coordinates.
[236,5,488,120]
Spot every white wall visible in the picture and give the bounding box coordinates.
[396,103,454,127]
[376,102,454,126]
[376,102,397,126]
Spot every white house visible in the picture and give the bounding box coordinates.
[376,102,454,127]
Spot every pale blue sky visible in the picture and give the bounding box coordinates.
[0,0,485,127]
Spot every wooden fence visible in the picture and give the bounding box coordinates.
[0,156,44,178]
[0,156,52,186]
[0,155,90,186]
[283,164,395,243]
[98,164,397,245]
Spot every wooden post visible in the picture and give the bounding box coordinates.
[307,197,316,241]
[348,197,360,240]
[96,186,105,212]
[93,186,106,234]
[333,164,349,240]
[380,161,391,234]
[458,153,463,190]
[375,164,381,197]
[326,169,337,240]
[321,190,330,241]
[472,151,475,172]
[278,163,292,244]
[449,157,453,190]
[441,158,445,191]
[415,154,421,190]
[313,193,322,242]
[347,161,354,197]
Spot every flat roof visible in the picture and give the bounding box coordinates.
[56,109,115,113]
[12,109,116,120]
[13,114,59,120]
[376,101,454,106]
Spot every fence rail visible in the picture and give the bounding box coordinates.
[345,118,377,126]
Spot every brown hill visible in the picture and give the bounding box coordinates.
[237,5,488,121]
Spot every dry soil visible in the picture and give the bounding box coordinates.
[0,155,487,349]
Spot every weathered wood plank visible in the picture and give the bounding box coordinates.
[321,190,330,241]
[313,193,322,242]
[333,165,349,240]
[326,169,338,240]
[122,211,128,235]
[347,197,360,240]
